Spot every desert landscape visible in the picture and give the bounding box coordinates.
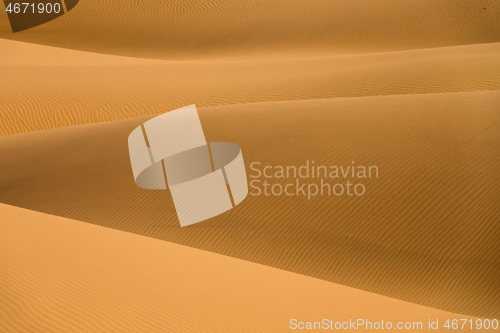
[1,0,499,331]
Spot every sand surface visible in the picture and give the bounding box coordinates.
[1,91,499,318]
[0,38,499,137]
[0,203,486,332]
[1,0,499,59]
[1,0,499,329]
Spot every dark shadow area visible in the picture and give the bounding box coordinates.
[3,0,78,33]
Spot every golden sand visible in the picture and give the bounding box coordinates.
[1,0,499,329]
[0,204,486,332]
[1,91,499,318]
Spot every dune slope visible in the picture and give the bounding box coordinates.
[1,0,499,59]
[1,203,488,332]
[1,38,499,137]
[1,91,499,317]
[1,0,499,324]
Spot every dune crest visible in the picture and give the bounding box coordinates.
[0,203,489,332]
[1,91,499,317]
[1,0,499,326]
[1,0,499,59]
[0,38,499,137]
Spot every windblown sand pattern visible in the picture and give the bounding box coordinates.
[1,0,499,329]
[1,0,499,58]
[0,204,486,332]
[1,91,499,318]
[0,39,499,137]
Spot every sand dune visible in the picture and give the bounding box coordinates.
[1,203,487,332]
[1,0,499,326]
[1,38,499,137]
[1,91,499,318]
[1,0,499,59]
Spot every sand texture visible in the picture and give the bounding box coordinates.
[1,203,488,332]
[1,91,499,318]
[1,0,499,330]
[1,0,499,59]
[1,39,499,137]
